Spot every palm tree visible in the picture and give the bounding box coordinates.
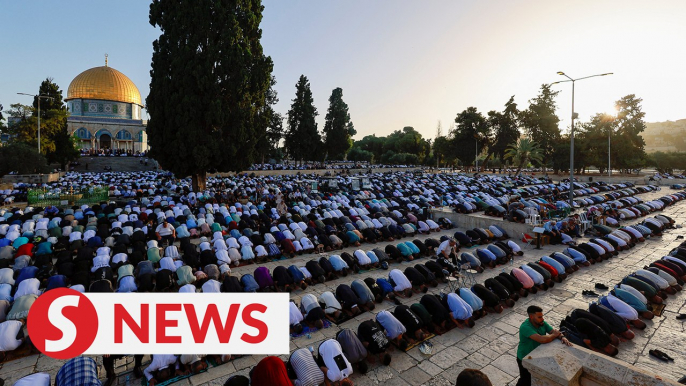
[504,137,544,175]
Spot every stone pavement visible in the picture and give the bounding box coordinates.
[2,189,686,385]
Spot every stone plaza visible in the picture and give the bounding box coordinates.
[0,189,684,386]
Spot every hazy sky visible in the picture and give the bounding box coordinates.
[1,0,685,141]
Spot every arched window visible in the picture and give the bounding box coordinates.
[77,128,92,139]
[116,130,132,140]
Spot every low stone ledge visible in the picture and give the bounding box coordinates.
[523,343,680,386]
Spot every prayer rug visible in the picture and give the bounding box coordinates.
[290,319,333,338]
[0,340,40,364]
[390,333,436,352]
[650,303,666,317]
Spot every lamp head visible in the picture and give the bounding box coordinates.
[557,71,565,75]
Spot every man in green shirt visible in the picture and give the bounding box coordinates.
[516,306,571,386]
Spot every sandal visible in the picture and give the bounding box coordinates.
[655,349,674,361]
[649,349,670,362]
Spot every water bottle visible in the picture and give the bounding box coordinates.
[308,345,315,354]
[510,256,514,267]
[125,376,131,386]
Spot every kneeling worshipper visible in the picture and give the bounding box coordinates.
[288,347,326,386]
[444,292,476,327]
[356,319,393,365]
[317,339,354,384]
[336,328,369,374]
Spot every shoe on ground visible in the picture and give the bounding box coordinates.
[595,283,609,290]
[655,349,674,361]
[649,349,670,362]
[676,314,686,320]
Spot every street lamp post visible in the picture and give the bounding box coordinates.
[17,92,54,154]
[475,137,478,172]
[551,72,613,210]
[607,127,612,179]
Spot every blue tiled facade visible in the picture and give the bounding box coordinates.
[67,99,141,120]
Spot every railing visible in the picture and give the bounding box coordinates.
[27,188,110,207]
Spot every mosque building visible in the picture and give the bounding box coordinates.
[65,56,147,152]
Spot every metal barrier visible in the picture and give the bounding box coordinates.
[27,188,110,207]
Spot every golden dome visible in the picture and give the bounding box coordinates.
[66,65,142,106]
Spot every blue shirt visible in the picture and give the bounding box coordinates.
[521,265,544,285]
[541,256,566,274]
[329,255,348,271]
[612,288,648,312]
[241,274,260,292]
[376,278,393,296]
[288,265,305,282]
[458,288,483,311]
[447,293,473,320]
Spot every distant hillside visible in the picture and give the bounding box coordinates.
[644,119,686,153]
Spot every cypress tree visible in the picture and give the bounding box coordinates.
[323,87,353,160]
[147,0,273,190]
[285,75,321,164]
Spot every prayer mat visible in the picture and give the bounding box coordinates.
[139,359,209,386]
[650,303,666,317]
[290,319,333,338]
[358,267,381,274]
[330,312,360,326]
[234,260,256,268]
[390,333,436,352]
[0,340,40,364]
[270,255,289,262]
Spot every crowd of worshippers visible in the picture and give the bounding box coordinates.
[479,183,661,223]
[10,209,685,386]
[558,225,686,358]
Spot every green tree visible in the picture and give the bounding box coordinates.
[451,107,489,167]
[612,94,647,173]
[6,79,78,169]
[352,134,384,162]
[504,137,544,175]
[347,147,373,162]
[147,0,273,190]
[519,84,561,169]
[254,76,284,163]
[0,143,49,176]
[576,113,614,174]
[487,96,520,161]
[323,87,353,160]
[286,75,321,163]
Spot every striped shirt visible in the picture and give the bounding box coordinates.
[290,348,325,386]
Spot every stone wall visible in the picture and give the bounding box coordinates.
[523,342,681,386]
[431,208,534,240]
[1,172,63,184]
[214,167,423,177]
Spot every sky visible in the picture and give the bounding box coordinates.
[1,0,685,141]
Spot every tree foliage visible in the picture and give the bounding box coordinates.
[487,96,521,161]
[520,84,561,165]
[648,151,686,173]
[0,143,49,177]
[611,94,647,171]
[450,107,489,166]
[323,87,353,160]
[286,75,322,163]
[349,127,431,165]
[254,75,284,163]
[5,79,78,169]
[504,137,544,175]
[147,0,273,189]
